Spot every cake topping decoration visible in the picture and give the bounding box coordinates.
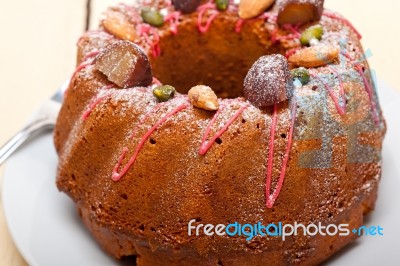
[238,0,275,20]
[137,23,161,57]
[82,90,113,121]
[311,73,346,115]
[199,102,249,155]
[328,66,347,112]
[153,85,176,102]
[244,54,294,108]
[172,0,201,14]
[215,0,229,11]
[164,11,181,35]
[291,67,310,85]
[188,85,220,111]
[265,100,297,208]
[277,0,324,25]
[343,52,380,125]
[141,7,164,27]
[197,2,219,33]
[94,41,152,88]
[102,10,137,42]
[288,45,339,68]
[300,24,323,46]
[112,102,189,181]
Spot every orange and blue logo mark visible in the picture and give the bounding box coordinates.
[188,220,383,241]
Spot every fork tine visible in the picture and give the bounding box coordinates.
[51,79,70,103]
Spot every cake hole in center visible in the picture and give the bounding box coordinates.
[150,19,282,99]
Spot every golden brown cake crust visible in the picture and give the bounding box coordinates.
[54,1,386,265]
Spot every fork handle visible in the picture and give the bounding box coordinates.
[0,117,54,165]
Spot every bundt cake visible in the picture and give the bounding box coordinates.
[54,0,386,265]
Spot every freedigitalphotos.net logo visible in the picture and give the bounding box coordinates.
[188,220,383,241]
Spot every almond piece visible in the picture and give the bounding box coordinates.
[288,45,339,68]
[188,85,219,111]
[102,10,137,42]
[277,0,324,26]
[239,0,275,19]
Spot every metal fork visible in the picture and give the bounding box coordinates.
[0,79,70,165]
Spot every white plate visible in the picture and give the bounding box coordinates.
[2,80,400,266]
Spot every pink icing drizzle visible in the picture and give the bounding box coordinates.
[270,29,279,43]
[199,103,249,155]
[311,74,346,115]
[113,147,129,180]
[128,103,163,140]
[285,47,300,58]
[112,103,189,181]
[137,23,161,57]
[342,52,379,124]
[355,65,379,125]
[235,19,245,33]
[266,100,297,208]
[271,28,300,43]
[71,50,100,81]
[197,2,219,33]
[164,11,181,35]
[71,62,92,80]
[235,13,272,33]
[66,51,101,97]
[82,50,100,61]
[152,77,162,85]
[102,84,114,90]
[265,104,278,207]
[112,103,163,179]
[82,90,113,120]
[323,11,362,40]
[328,66,347,112]
[282,23,301,37]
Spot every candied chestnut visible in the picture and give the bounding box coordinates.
[244,54,294,108]
[277,0,324,25]
[172,0,201,14]
[94,41,152,88]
